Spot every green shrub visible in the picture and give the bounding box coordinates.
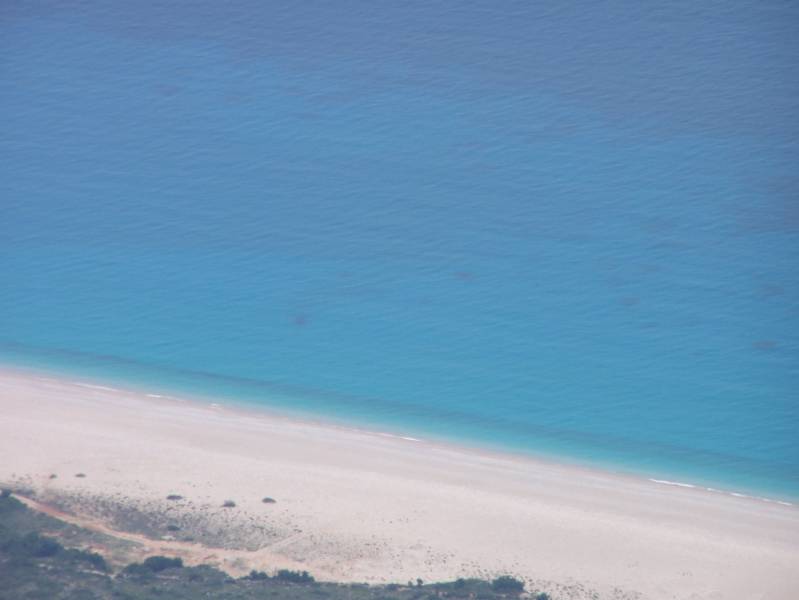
[85,551,108,571]
[275,569,315,584]
[0,494,24,515]
[63,548,108,571]
[124,555,184,574]
[33,534,63,557]
[3,532,63,558]
[245,569,270,581]
[450,579,487,595]
[183,565,231,584]
[144,556,183,571]
[491,576,525,594]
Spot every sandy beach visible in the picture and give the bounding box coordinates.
[1,368,797,600]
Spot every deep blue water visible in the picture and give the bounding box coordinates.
[2,1,798,498]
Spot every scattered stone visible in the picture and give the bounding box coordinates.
[262,497,276,504]
[166,494,183,501]
[222,500,236,508]
[75,473,86,478]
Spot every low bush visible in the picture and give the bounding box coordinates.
[143,556,183,571]
[451,578,488,595]
[184,564,232,584]
[63,548,108,571]
[124,555,184,575]
[245,570,270,581]
[490,576,525,594]
[0,495,24,516]
[3,532,63,558]
[275,569,315,584]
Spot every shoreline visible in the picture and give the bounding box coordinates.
[4,360,796,507]
[2,366,799,598]
[46,380,799,508]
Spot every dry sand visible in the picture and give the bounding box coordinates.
[1,368,797,599]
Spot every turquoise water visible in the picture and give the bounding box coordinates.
[2,2,797,498]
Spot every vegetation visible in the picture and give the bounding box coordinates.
[245,569,270,581]
[491,576,525,594]
[276,569,315,583]
[0,493,549,600]
[123,555,184,574]
[1,518,108,573]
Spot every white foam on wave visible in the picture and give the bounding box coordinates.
[74,382,119,392]
[649,478,795,506]
[649,478,696,488]
[146,393,164,398]
[377,432,421,442]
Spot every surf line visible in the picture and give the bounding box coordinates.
[648,478,793,506]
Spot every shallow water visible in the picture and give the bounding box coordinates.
[2,1,797,498]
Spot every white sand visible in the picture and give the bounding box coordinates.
[1,368,797,599]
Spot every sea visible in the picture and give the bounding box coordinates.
[2,1,797,500]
